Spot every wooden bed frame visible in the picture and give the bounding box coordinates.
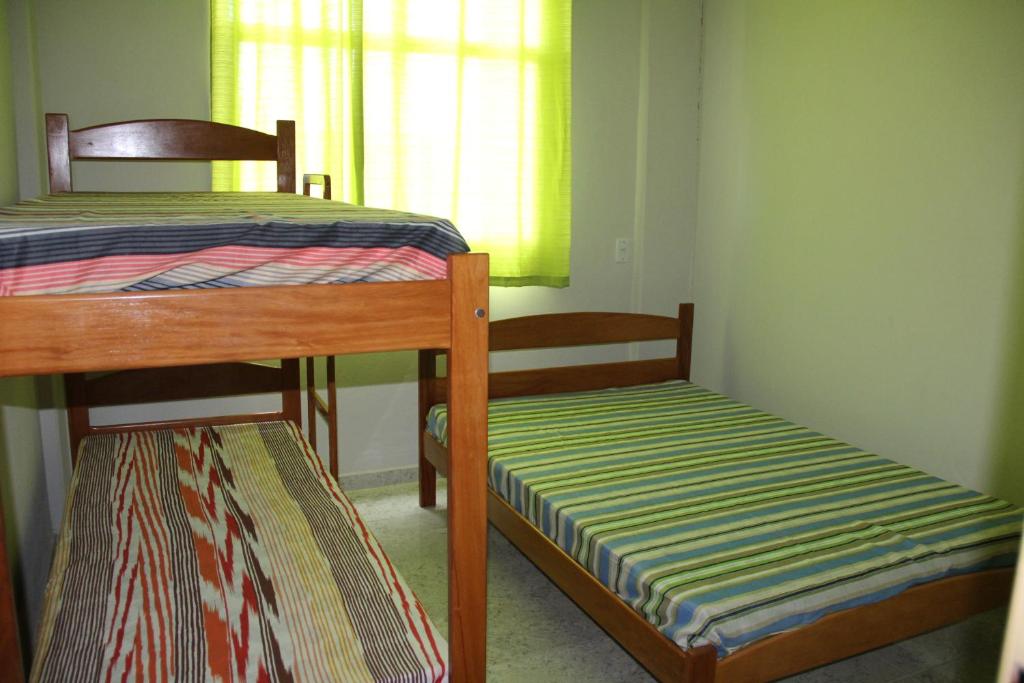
[418,304,1014,682]
[46,114,344,478]
[0,256,489,682]
[0,121,490,680]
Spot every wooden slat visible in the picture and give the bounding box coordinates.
[425,358,679,405]
[445,254,489,683]
[67,118,278,160]
[47,115,295,196]
[490,312,678,351]
[80,412,288,440]
[0,279,451,377]
[716,568,1014,683]
[81,362,286,405]
[489,358,679,398]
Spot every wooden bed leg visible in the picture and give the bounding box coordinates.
[65,372,89,467]
[306,356,340,481]
[305,357,318,451]
[0,504,25,682]
[446,254,489,682]
[418,349,438,507]
[281,358,301,426]
[686,645,717,683]
[677,303,694,381]
[326,355,338,481]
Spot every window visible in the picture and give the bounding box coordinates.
[212,0,571,286]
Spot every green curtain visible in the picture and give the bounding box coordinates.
[212,0,571,287]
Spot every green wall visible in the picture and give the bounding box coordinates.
[694,0,1024,503]
[0,0,52,655]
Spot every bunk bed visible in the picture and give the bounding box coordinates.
[0,117,490,682]
[418,305,1020,682]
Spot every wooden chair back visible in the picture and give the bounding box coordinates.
[45,114,296,193]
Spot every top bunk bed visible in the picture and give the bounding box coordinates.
[0,116,490,682]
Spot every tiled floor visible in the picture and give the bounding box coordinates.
[348,482,1008,683]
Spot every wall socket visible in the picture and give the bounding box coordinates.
[615,238,632,263]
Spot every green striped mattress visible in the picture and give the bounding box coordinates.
[426,380,1020,657]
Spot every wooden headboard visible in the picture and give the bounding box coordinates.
[65,360,301,463]
[420,303,694,409]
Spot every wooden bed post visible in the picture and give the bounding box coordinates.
[305,358,318,451]
[677,303,694,381]
[446,253,489,682]
[45,113,71,193]
[280,358,301,424]
[275,120,296,193]
[325,356,338,479]
[304,357,340,480]
[418,349,440,507]
[65,372,89,465]
[419,352,444,507]
[0,504,24,682]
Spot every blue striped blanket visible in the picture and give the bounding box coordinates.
[426,380,1020,656]
[0,192,469,295]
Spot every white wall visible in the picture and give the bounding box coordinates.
[693,0,1024,504]
[30,0,211,192]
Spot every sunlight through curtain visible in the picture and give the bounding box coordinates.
[212,0,571,286]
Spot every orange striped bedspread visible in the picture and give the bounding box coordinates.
[32,421,446,682]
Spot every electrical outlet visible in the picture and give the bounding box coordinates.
[615,238,631,263]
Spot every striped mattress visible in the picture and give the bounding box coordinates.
[33,421,446,682]
[0,192,469,296]
[426,380,1021,657]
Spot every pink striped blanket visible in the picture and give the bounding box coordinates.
[0,192,469,296]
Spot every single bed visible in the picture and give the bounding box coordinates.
[0,117,490,682]
[34,420,447,682]
[418,305,1019,682]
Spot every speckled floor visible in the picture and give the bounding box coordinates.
[347,482,1007,683]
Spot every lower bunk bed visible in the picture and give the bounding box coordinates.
[0,184,489,680]
[418,304,1021,682]
[35,420,445,682]
[33,360,449,683]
